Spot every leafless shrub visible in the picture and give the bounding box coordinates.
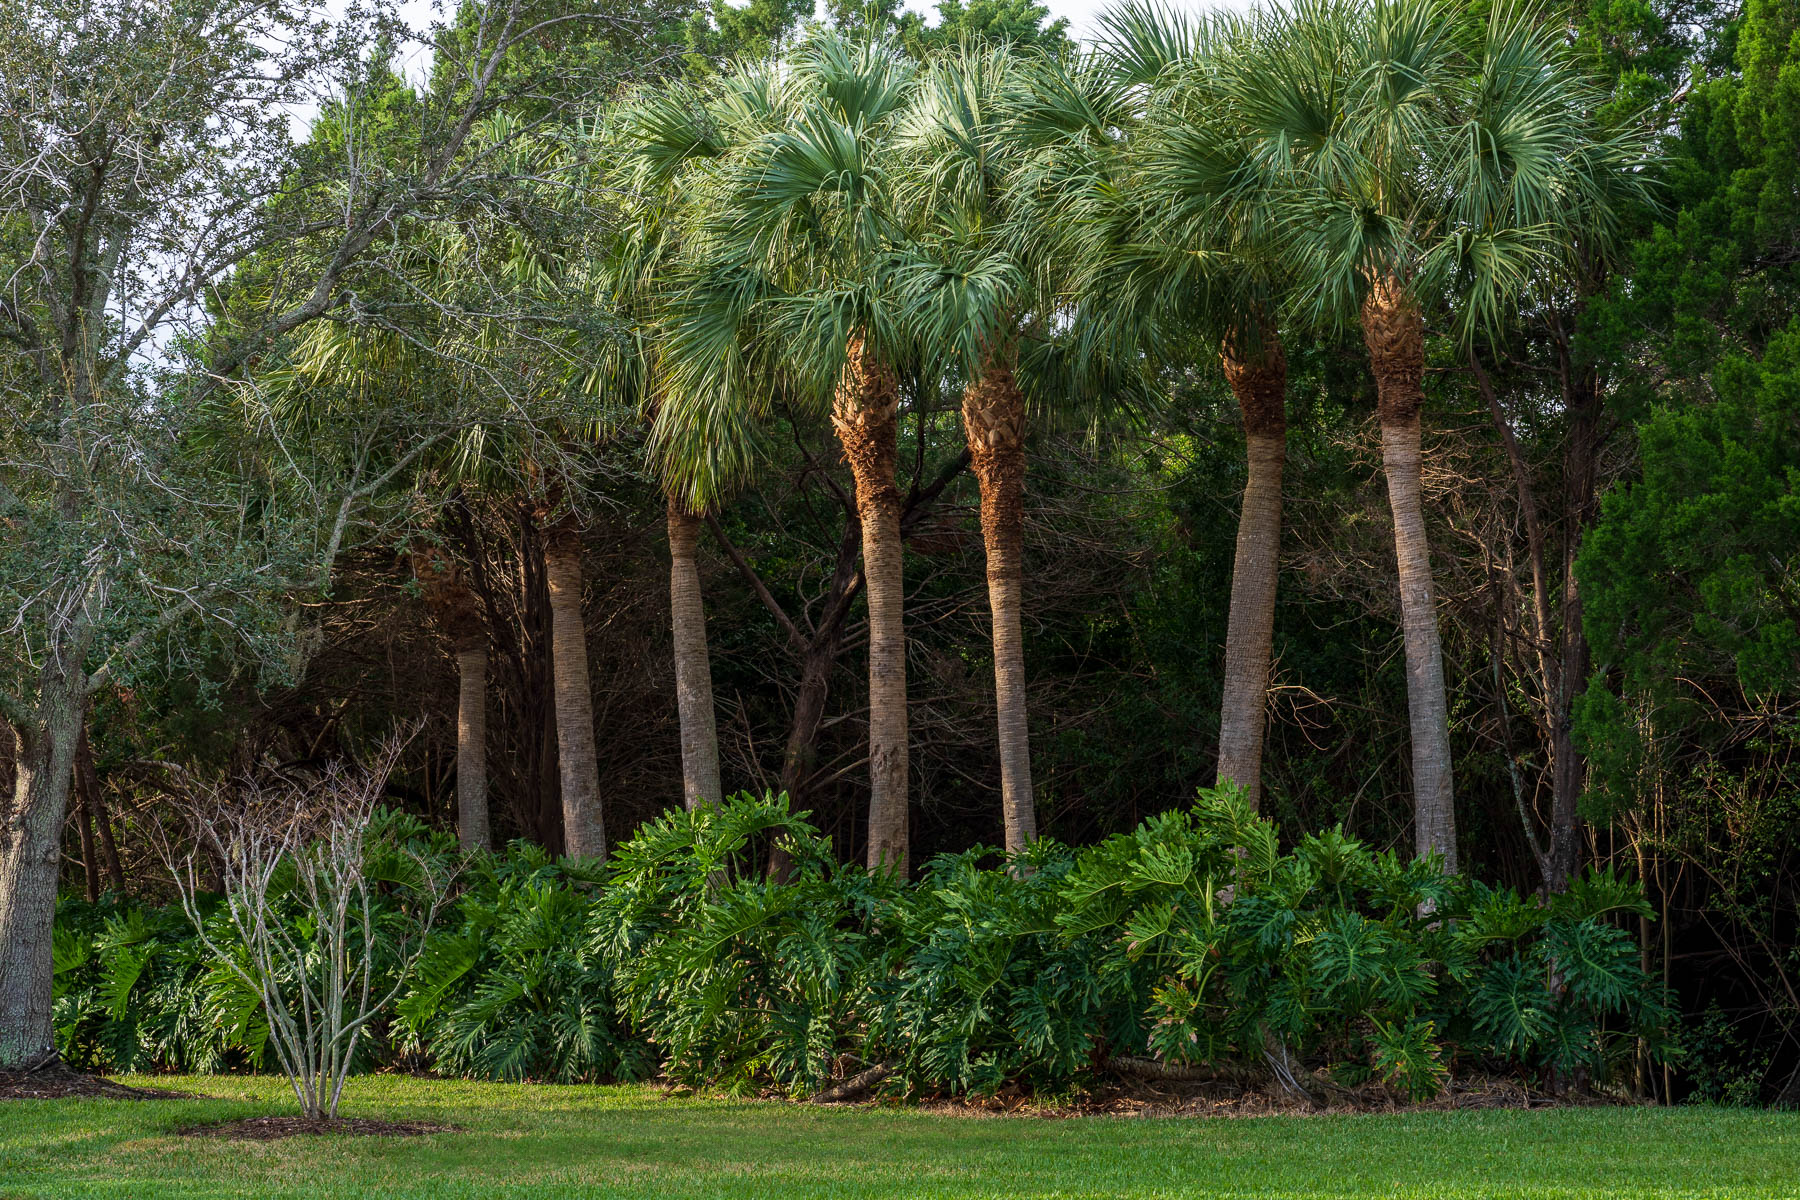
[157,737,452,1119]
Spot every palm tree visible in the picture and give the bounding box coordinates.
[605,83,750,812]
[1230,0,1640,868]
[1093,4,1295,811]
[894,40,1160,850]
[654,33,921,874]
[445,114,630,861]
[893,43,1042,853]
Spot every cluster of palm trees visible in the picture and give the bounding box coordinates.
[425,0,1645,875]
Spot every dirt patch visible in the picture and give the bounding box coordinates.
[0,1064,196,1102]
[180,1115,459,1141]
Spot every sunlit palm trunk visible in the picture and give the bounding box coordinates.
[455,646,491,853]
[667,498,722,811]
[1363,277,1456,872]
[962,355,1035,853]
[1216,325,1287,812]
[544,519,606,860]
[834,334,909,876]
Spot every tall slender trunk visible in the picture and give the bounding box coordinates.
[1470,340,1598,893]
[0,674,85,1068]
[410,542,491,853]
[776,518,861,802]
[1216,323,1288,812]
[72,728,122,897]
[85,746,123,895]
[780,640,840,798]
[667,499,722,810]
[833,333,908,876]
[962,354,1035,853]
[1546,350,1602,891]
[455,646,491,853]
[1362,277,1457,872]
[544,518,605,860]
[515,506,563,851]
[73,766,99,902]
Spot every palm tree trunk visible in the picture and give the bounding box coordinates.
[1362,277,1456,872]
[833,333,908,876]
[455,645,491,853]
[667,498,722,810]
[962,355,1035,853]
[409,542,491,854]
[544,518,606,860]
[1216,324,1288,813]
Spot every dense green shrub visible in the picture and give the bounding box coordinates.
[53,808,459,1076]
[398,846,644,1083]
[53,898,255,1074]
[1062,798,1672,1098]
[596,795,902,1095]
[875,842,1107,1095]
[52,790,1675,1100]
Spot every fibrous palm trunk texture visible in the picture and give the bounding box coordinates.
[1362,276,1457,872]
[962,353,1036,853]
[543,516,606,860]
[667,498,722,811]
[1216,323,1288,813]
[834,333,909,876]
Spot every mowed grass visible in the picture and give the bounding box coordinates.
[0,1075,1794,1200]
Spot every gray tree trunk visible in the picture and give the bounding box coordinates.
[544,526,606,860]
[0,676,84,1068]
[667,499,722,810]
[1545,358,1602,892]
[1363,278,1457,872]
[455,646,491,853]
[1216,327,1287,812]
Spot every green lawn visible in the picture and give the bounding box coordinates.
[0,1076,1793,1199]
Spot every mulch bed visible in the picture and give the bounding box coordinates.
[0,1063,195,1102]
[179,1115,459,1140]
